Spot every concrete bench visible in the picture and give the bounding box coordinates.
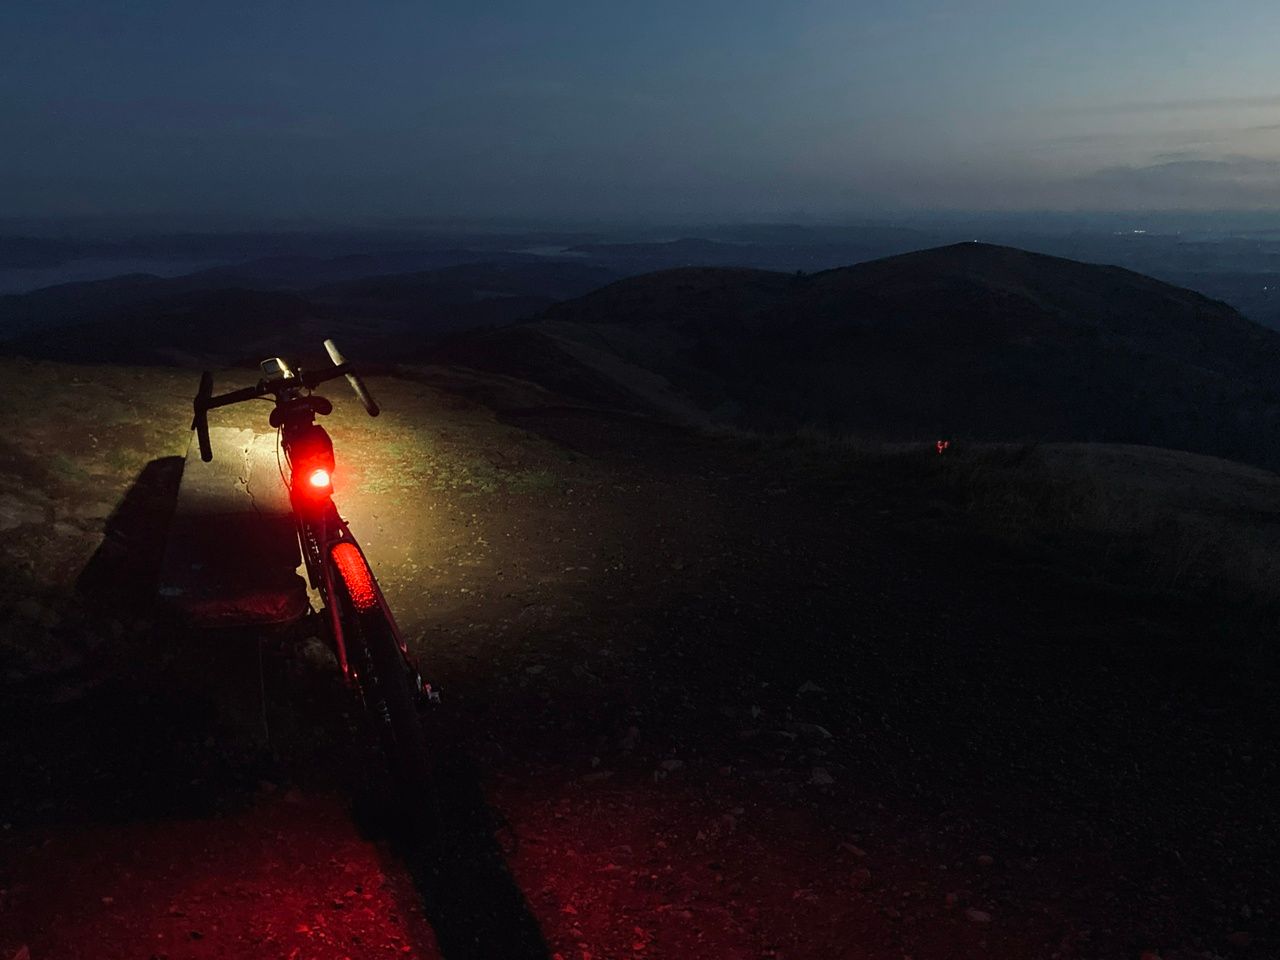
[158,427,310,626]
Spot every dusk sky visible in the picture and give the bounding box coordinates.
[4,0,1280,224]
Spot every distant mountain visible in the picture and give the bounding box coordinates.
[0,273,196,339]
[433,243,1280,469]
[3,287,322,365]
[565,229,946,274]
[0,258,619,364]
[310,260,613,304]
[0,236,91,269]
[189,249,559,289]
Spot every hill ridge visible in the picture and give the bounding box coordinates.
[436,242,1280,470]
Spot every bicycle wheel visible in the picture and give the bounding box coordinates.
[360,607,432,793]
[330,553,433,805]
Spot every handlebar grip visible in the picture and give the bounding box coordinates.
[323,338,380,417]
[193,371,214,462]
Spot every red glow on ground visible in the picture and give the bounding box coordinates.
[3,794,437,959]
[332,541,378,611]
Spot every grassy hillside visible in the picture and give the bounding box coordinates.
[438,243,1280,470]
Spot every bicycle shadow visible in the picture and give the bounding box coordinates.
[72,455,549,959]
[77,454,185,605]
[361,748,551,960]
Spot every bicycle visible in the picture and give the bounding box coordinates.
[191,339,436,800]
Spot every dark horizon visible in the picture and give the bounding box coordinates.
[4,207,1280,241]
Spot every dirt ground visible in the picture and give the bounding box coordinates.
[1,358,1277,959]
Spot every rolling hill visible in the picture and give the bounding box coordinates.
[0,259,617,364]
[433,242,1280,469]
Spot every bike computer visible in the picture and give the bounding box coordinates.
[260,357,295,379]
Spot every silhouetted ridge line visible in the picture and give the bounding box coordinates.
[437,243,1280,470]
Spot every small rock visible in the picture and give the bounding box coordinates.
[810,767,834,785]
[976,854,995,867]
[786,721,833,741]
[797,681,825,695]
[526,664,545,675]
[965,908,991,923]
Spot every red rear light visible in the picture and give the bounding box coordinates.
[309,467,331,488]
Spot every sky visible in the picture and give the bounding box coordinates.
[3,0,1280,225]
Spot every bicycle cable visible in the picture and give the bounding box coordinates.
[275,424,290,490]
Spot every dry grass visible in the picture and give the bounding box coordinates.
[915,441,1280,605]
[731,422,1280,607]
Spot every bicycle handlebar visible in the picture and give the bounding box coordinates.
[191,340,379,462]
[324,338,380,417]
[193,371,214,462]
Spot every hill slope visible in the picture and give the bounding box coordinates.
[0,260,617,364]
[436,243,1280,468]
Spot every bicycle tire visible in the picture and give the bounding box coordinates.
[330,558,434,811]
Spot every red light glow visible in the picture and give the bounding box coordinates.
[332,541,378,611]
[308,468,331,488]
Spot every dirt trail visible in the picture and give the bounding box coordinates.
[1,363,1276,959]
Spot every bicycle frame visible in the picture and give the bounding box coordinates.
[278,400,421,702]
[290,466,414,688]
[192,342,425,698]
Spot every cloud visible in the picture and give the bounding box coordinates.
[1055,95,1280,116]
